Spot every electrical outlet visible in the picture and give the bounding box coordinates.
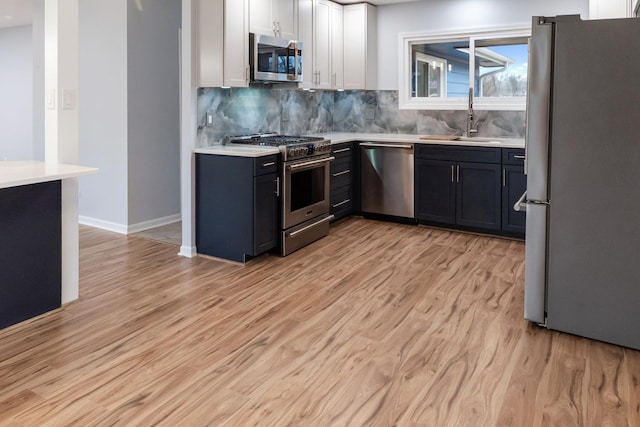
[365,107,375,121]
[282,109,289,122]
[311,105,318,118]
[206,113,214,126]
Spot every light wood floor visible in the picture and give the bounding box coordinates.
[1,218,639,426]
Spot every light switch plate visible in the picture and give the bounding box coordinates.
[62,89,76,110]
[46,89,56,110]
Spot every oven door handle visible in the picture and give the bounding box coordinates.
[287,215,335,237]
[286,156,335,171]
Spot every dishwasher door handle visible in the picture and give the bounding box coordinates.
[359,143,413,149]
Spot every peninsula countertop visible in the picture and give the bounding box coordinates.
[0,161,98,189]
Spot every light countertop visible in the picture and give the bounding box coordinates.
[194,145,280,157]
[194,133,525,158]
[312,133,525,149]
[0,161,98,190]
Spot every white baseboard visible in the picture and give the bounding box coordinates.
[127,214,181,234]
[79,213,181,235]
[79,216,128,234]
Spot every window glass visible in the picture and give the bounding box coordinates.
[411,41,469,99]
[474,37,529,97]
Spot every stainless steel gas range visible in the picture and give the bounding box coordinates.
[230,134,334,256]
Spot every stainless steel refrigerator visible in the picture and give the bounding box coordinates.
[522,15,640,350]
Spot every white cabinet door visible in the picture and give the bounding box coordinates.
[589,0,633,18]
[298,0,314,89]
[275,0,298,40]
[197,0,224,87]
[224,0,249,87]
[313,0,332,89]
[343,3,377,90]
[250,0,275,36]
[250,0,297,38]
[330,2,343,89]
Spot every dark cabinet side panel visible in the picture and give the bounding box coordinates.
[0,181,61,329]
[196,154,254,262]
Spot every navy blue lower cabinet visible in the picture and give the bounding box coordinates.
[253,173,279,254]
[456,162,502,231]
[502,165,527,236]
[415,159,456,225]
[330,142,355,221]
[0,181,62,329]
[196,154,279,262]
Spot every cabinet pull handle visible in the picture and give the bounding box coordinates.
[262,161,275,167]
[514,155,526,159]
[456,165,460,183]
[332,169,350,177]
[333,147,350,154]
[317,71,321,85]
[332,199,351,208]
[275,177,280,197]
[451,164,455,182]
[245,66,249,83]
[503,168,507,187]
[332,73,336,87]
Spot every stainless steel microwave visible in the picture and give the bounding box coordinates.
[249,33,303,83]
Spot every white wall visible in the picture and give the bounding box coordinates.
[32,0,45,161]
[78,0,181,232]
[0,25,33,160]
[377,0,590,90]
[127,0,181,226]
[78,0,129,228]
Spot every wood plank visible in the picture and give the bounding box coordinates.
[0,218,638,425]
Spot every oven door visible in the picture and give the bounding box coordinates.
[283,156,334,229]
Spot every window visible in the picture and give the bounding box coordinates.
[399,26,530,110]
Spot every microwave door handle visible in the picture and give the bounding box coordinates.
[294,43,299,81]
[287,42,298,81]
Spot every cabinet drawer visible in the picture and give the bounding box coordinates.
[330,157,352,190]
[415,144,501,164]
[331,142,354,159]
[253,154,279,176]
[330,186,353,219]
[502,148,526,165]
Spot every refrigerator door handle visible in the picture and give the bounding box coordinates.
[524,203,548,325]
[513,191,527,212]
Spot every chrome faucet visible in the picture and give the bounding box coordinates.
[466,88,478,137]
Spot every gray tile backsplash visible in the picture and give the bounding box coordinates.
[197,88,525,147]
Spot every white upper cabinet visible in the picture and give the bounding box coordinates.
[298,0,314,89]
[309,0,343,90]
[343,4,377,90]
[589,0,634,18]
[331,2,344,90]
[313,0,333,89]
[250,0,299,39]
[197,0,249,88]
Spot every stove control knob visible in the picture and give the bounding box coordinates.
[287,148,295,158]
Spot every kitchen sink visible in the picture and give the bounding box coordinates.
[457,137,502,144]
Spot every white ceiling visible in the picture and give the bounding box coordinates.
[0,0,32,29]
[339,0,421,4]
[0,0,421,30]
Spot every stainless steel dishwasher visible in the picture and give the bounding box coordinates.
[359,142,414,218]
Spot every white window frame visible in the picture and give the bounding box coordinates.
[399,25,531,111]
